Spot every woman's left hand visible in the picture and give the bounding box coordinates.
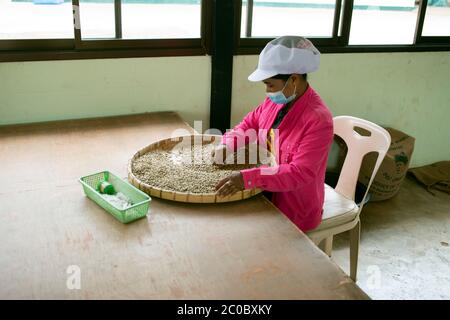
[215,172,245,197]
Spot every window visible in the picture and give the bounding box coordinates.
[0,0,74,39]
[237,0,450,54]
[121,1,201,39]
[0,0,207,59]
[241,0,338,38]
[422,0,450,36]
[79,0,116,39]
[78,0,202,40]
[73,0,205,51]
[1,0,449,62]
[349,0,419,45]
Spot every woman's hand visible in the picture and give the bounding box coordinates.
[211,144,230,165]
[215,172,245,197]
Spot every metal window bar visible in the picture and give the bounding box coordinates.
[115,0,123,39]
[414,0,428,44]
[333,0,343,40]
[246,0,254,37]
[73,0,81,48]
[338,0,353,46]
[201,0,213,54]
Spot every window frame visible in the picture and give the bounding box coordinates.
[415,0,450,45]
[236,0,450,55]
[238,0,343,50]
[0,0,212,62]
[0,0,449,63]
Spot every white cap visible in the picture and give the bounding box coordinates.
[248,36,320,82]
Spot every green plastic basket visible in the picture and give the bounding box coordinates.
[79,171,151,223]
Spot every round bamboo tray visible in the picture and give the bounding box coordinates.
[127,134,267,203]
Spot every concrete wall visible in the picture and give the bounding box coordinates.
[1,51,449,166]
[0,56,211,127]
[232,52,450,167]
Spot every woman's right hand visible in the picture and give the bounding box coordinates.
[211,144,229,165]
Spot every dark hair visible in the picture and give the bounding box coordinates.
[271,74,307,81]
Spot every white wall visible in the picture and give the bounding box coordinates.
[0,56,211,128]
[232,52,450,167]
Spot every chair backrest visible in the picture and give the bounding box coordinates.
[333,116,391,207]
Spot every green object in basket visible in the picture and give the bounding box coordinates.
[79,171,151,223]
[97,181,116,195]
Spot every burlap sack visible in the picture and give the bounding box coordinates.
[409,161,450,195]
[358,127,415,201]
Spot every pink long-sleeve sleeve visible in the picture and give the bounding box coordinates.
[221,103,265,151]
[240,118,333,192]
[218,86,333,232]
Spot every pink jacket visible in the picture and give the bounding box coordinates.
[222,86,334,231]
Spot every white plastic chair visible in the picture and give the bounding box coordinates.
[306,116,391,282]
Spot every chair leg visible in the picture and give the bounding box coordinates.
[318,236,333,257]
[349,220,361,282]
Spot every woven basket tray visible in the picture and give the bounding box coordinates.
[127,134,267,203]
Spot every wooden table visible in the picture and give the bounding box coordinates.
[0,112,369,299]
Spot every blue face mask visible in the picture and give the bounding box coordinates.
[266,78,297,104]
